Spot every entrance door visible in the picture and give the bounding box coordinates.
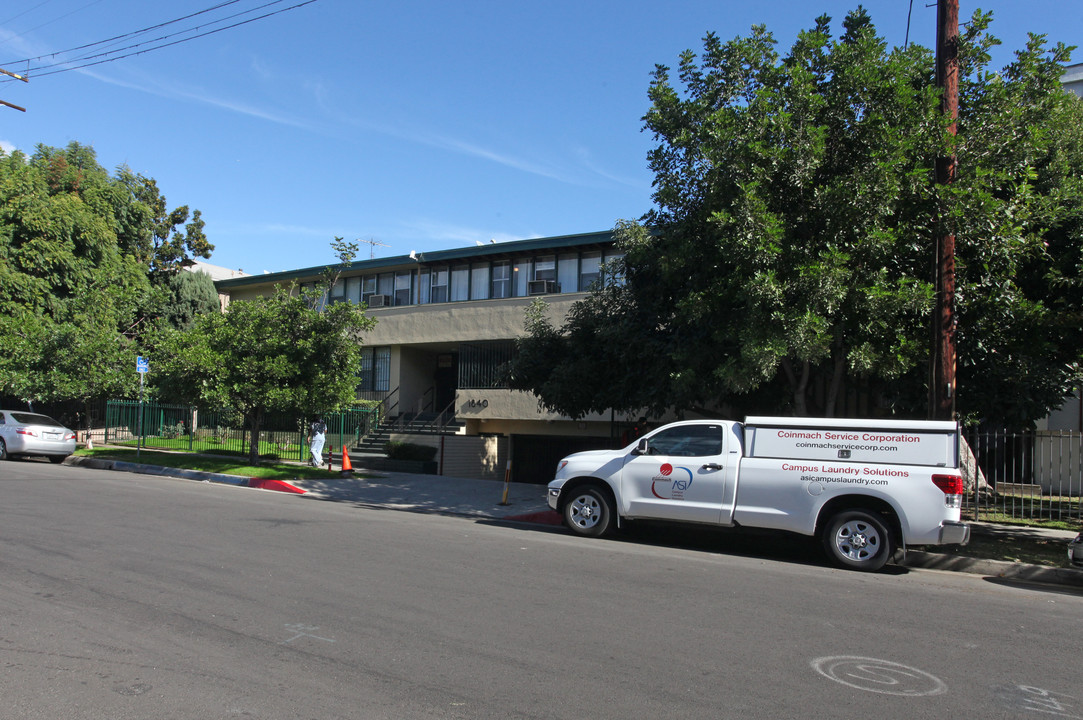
[433,353,458,412]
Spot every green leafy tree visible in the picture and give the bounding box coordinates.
[114,168,213,278]
[158,270,221,330]
[150,288,375,465]
[512,9,1083,428]
[0,141,214,411]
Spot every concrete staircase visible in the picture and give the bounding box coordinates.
[349,412,464,471]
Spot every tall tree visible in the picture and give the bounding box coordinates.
[159,269,221,331]
[114,168,213,278]
[149,287,375,464]
[0,142,214,411]
[512,9,1083,428]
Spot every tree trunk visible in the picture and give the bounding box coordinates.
[824,334,846,418]
[247,409,264,465]
[780,358,810,416]
[791,360,811,417]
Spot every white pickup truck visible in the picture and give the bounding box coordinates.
[546,416,970,571]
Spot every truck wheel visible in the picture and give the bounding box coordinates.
[563,485,614,538]
[822,510,892,571]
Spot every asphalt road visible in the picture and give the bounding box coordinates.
[2,460,1081,719]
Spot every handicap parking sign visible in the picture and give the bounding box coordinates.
[136,356,149,374]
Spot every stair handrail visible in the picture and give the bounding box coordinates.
[416,397,458,435]
[364,387,399,439]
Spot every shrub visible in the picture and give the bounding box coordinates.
[383,441,437,462]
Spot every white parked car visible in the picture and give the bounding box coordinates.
[0,410,77,463]
[1069,533,1082,568]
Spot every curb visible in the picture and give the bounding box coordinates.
[901,549,1083,587]
[65,456,1083,588]
[66,456,307,495]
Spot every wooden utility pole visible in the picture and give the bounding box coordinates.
[930,0,959,420]
[1,67,28,112]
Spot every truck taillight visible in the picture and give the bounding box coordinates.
[932,474,964,509]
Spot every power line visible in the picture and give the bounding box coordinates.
[1,0,319,80]
[2,0,109,42]
[2,0,249,66]
[11,0,292,76]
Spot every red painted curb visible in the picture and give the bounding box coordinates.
[248,478,307,494]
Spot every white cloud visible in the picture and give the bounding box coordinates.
[80,65,314,129]
[0,139,16,155]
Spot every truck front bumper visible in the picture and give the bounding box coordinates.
[547,487,561,511]
[939,521,970,546]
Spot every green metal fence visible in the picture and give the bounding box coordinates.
[104,400,377,462]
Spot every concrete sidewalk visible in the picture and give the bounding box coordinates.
[65,455,1082,588]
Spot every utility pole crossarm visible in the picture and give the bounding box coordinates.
[1,66,29,112]
[1,67,28,82]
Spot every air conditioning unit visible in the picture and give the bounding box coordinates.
[367,294,390,307]
[527,280,558,295]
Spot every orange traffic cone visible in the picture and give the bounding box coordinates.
[341,445,353,476]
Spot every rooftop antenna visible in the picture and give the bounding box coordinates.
[359,237,389,259]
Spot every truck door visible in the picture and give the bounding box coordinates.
[621,423,730,524]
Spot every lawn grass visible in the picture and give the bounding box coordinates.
[73,447,368,481]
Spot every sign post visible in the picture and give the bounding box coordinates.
[136,357,149,460]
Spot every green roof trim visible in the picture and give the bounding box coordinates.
[215,230,617,289]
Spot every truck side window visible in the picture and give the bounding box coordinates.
[646,425,724,457]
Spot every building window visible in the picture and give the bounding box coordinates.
[346,276,362,304]
[603,252,626,286]
[514,260,531,296]
[394,271,412,306]
[491,261,511,298]
[361,275,377,305]
[579,252,602,291]
[451,265,469,301]
[430,268,449,303]
[558,253,578,293]
[418,270,430,304]
[377,272,394,297]
[470,265,489,300]
[359,346,391,392]
[328,277,346,304]
[534,256,556,282]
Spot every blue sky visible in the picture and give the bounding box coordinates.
[1,1,1080,274]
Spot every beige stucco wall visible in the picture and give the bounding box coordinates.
[387,433,509,480]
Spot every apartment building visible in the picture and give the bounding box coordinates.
[215,231,634,482]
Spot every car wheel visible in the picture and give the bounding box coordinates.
[48,455,67,464]
[822,509,892,571]
[0,438,6,460]
[562,485,615,538]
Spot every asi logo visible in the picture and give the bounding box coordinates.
[652,463,694,499]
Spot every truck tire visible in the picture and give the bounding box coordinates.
[562,485,615,538]
[822,510,892,571]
